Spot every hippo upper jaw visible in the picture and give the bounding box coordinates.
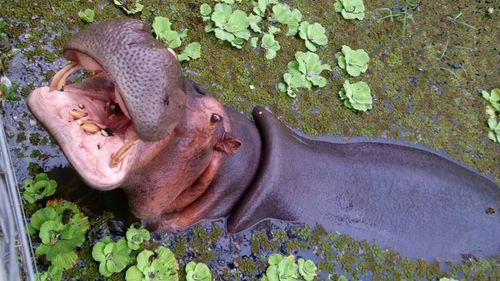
[28,73,141,190]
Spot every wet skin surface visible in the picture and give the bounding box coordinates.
[27,19,499,262]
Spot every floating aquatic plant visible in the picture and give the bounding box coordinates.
[92,237,131,277]
[113,0,143,15]
[78,9,95,23]
[298,21,328,52]
[204,3,251,49]
[482,88,500,112]
[253,0,278,17]
[22,173,57,204]
[278,51,331,98]
[125,247,179,281]
[482,89,500,143]
[261,33,280,59]
[0,77,18,102]
[272,3,303,36]
[152,16,187,49]
[185,262,212,281]
[178,42,202,62]
[35,265,62,281]
[336,45,370,77]
[126,225,150,250]
[339,80,372,112]
[297,258,317,281]
[30,201,90,270]
[334,0,366,20]
[248,14,263,33]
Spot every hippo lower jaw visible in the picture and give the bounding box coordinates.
[27,71,141,190]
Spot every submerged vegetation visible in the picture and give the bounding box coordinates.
[0,0,498,280]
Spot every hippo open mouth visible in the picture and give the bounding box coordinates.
[28,70,140,190]
[27,19,187,190]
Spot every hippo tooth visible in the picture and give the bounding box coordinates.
[80,121,101,134]
[69,109,88,119]
[109,137,139,168]
[49,62,81,91]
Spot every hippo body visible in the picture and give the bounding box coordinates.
[230,107,500,260]
[27,19,499,262]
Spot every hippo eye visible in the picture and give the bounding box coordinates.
[210,113,222,123]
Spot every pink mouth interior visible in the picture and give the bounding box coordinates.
[28,73,138,190]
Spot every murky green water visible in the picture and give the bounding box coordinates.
[1,0,498,280]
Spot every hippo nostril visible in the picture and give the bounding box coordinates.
[164,96,169,105]
[211,113,222,123]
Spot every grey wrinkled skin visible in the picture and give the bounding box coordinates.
[64,19,186,141]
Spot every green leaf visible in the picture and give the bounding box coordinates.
[488,131,498,142]
[272,4,302,36]
[335,0,366,20]
[186,262,211,281]
[125,265,144,281]
[212,3,233,28]
[298,258,317,281]
[487,118,497,130]
[36,265,62,281]
[339,80,373,112]
[78,9,95,23]
[178,42,202,62]
[113,0,143,15]
[200,4,212,16]
[261,33,280,60]
[299,21,328,51]
[51,251,78,270]
[337,45,370,77]
[250,37,259,48]
[226,10,250,33]
[152,16,185,49]
[248,14,262,33]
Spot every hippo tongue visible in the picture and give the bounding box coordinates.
[61,19,186,141]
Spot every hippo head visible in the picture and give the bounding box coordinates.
[27,19,241,197]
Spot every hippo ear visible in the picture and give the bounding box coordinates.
[215,133,241,155]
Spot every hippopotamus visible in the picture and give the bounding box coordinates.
[27,19,499,261]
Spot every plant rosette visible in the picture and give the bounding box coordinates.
[78,9,95,23]
[298,21,328,52]
[185,262,212,281]
[482,88,500,113]
[297,258,317,281]
[35,265,63,281]
[336,45,370,77]
[205,3,251,49]
[92,237,131,277]
[125,247,179,281]
[339,80,373,112]
[334,0,366,20]
[113,0,143,15]
[22,173,57,204]
[487,118,500,143]
[279,51,331,98]
[126,225,150,250]
[261,254,299,281]
[261,32,280,59]
[272,3,303,36]
[152,16,187,49]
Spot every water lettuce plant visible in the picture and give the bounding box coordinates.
[22,173,57,204]
[334,0,366,20]
[248,14,263,33]
[152,16,187,49]
[482,89,500,143]
[113,0,144,15]
[29,200,90,270]
[336,45,370,77]
[185,262,212,281]
[487,118,500,143]
[78,9,95,23]
[206,3,251,49]
[200,4,213,22]
[482,88,500,112]
[298,21,328,52]
[126,225,150,250]
[297,258,317,281]
[0,79,18,102]
[178,42,202,62]
[278,51,331,98]
[261,33,280,59]
[253,0,278,17]
[35,265,62,281]
[92,237,131,277]
[339,80,372,112]
[125,247,179,281]
[272,3,303,36]
[261,254,317,281]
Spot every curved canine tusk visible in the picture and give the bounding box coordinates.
[109,137,140,168]
[49,62,81,92]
